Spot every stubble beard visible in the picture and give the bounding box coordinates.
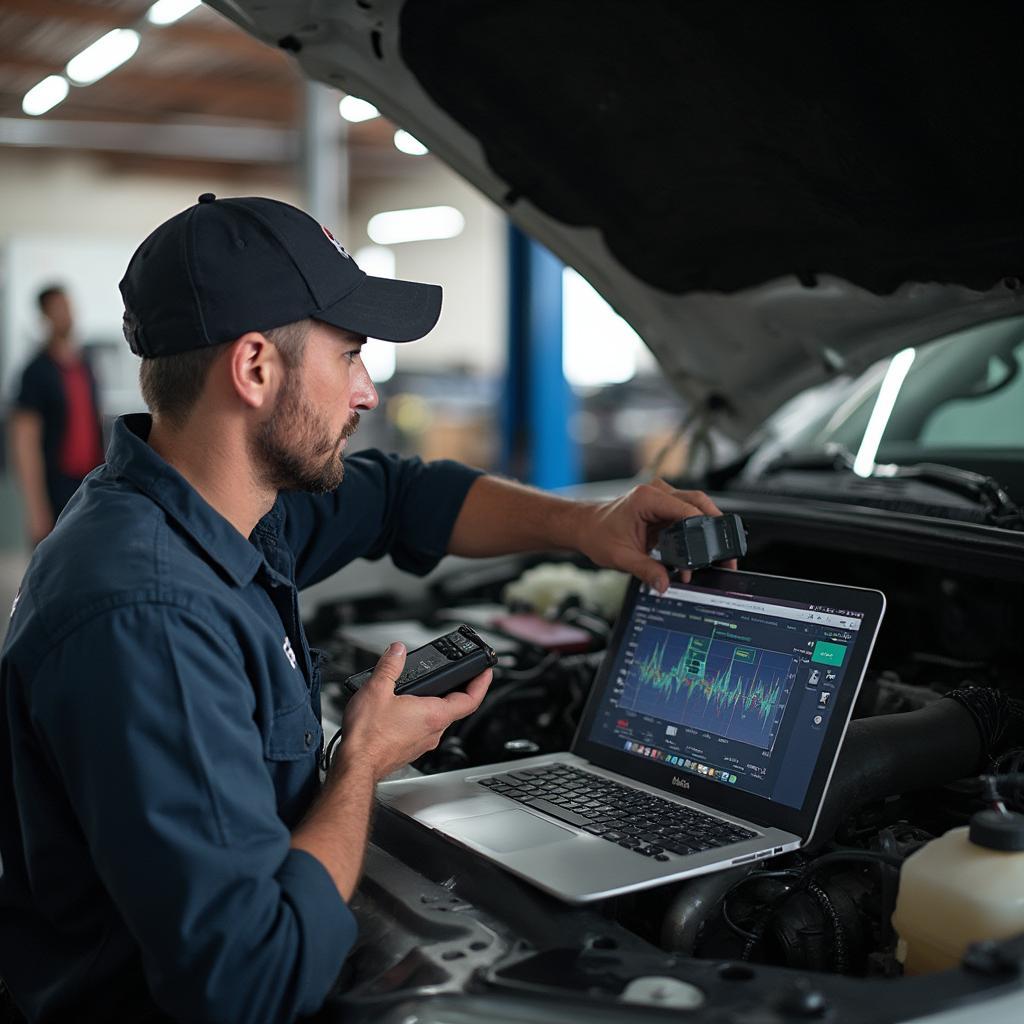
[252,371,360,495]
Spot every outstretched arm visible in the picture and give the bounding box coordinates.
[447,475,732,592]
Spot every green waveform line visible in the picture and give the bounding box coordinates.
[635,632,784,727]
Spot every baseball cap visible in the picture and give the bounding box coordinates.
[119,193,442,357]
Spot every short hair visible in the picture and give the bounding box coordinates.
[37,284,65,312]
[135,319,312,429]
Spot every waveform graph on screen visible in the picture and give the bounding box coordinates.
[619,626,794,750]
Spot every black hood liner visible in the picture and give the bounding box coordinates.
[401,0,1023,296]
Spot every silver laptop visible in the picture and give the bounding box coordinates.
[377,568,885,903]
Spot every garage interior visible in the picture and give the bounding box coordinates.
[1,3,1023,1022]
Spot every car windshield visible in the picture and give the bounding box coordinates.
[746,314,1024,488]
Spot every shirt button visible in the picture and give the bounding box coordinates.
[304,730,313,748]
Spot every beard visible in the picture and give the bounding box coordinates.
[252,372,360,495]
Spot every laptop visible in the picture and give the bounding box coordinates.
[377,568,885,903]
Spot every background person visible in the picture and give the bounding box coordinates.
[8,284,104,546]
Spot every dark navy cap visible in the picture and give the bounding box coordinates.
[119,193,442,357]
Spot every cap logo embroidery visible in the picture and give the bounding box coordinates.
[321,225,351,259]
[282,636,298,670]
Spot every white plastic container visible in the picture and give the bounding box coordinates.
[892,810,1024,974]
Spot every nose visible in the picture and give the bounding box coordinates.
[352,361,379,412]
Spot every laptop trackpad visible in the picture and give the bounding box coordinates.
[443,809,576,853]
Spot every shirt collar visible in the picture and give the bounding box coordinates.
[107,414,266,586]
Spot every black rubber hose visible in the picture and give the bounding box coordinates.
[809,697,983,849]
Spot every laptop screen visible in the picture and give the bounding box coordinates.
[575,570,884,836]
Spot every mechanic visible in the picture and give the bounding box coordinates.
[0,195,727,1024]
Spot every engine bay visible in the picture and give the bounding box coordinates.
[306,514,1024,1022]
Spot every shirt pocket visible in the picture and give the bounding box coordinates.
[264,697,323,762]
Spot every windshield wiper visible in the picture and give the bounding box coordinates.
[762,445,1022,526]
[870,461,1019,522]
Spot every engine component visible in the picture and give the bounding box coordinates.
[893,805,1024,974]
[660,865,751,954]
[502,563,629,619]
[811,697,985,847]
[946,685,1024,758]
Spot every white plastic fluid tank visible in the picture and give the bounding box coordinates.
[892,810,1024,974]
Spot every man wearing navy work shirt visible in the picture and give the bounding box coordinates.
[0,194,729,1024]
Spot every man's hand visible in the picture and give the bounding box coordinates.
[292,643,491,901]
[337,643,492,780]
[576,479,737,593]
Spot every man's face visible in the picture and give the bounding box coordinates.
[252,321,379,494]
[42,292,73,337]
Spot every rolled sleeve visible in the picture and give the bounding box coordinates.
[283,450,484,589]
[30,602,355,1024]
[278,849,357,995]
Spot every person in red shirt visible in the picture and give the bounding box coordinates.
[9,285,105,546]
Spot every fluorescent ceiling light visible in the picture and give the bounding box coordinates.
[853,347,916,477]
[353,244,396,279]
[146,0,201,25]
[393,129,428,156]
[22,76,69,116]
[66,29,141,85]
[562,268,641,387]
[352,245,397,381]
[367,206,464,245]
[339,95,379,123]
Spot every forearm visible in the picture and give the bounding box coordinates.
[447,476,731,592]
[290,755,376,902]
[447,474,592,557]
[10,415,51,522]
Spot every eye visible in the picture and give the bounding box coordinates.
[344,349,362,364]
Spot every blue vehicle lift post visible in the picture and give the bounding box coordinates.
[502,225,580,489]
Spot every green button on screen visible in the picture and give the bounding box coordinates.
[812,640,847,666]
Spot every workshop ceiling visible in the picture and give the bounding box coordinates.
[0,0,407,180]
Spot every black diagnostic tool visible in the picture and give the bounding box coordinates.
[657,513,747,571]
[345,625,498,698]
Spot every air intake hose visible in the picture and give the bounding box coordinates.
[809,690,1001,848]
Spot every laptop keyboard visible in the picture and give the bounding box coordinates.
[477,763,758,862]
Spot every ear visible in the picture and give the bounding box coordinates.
[226,332,283,410]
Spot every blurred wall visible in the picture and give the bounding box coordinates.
[349,161,507,376]
[0,149,301,407]
[0,149,507,398]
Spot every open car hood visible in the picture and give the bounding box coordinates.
[213,0,1024,438]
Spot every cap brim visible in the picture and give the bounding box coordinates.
[316,274,442,343]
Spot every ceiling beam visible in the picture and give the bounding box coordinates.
[0,115,297,163]
[0,116,420,177]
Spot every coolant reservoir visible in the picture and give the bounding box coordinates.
[892,810,1024,974]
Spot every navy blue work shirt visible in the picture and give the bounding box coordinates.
[0,414,482,1024]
